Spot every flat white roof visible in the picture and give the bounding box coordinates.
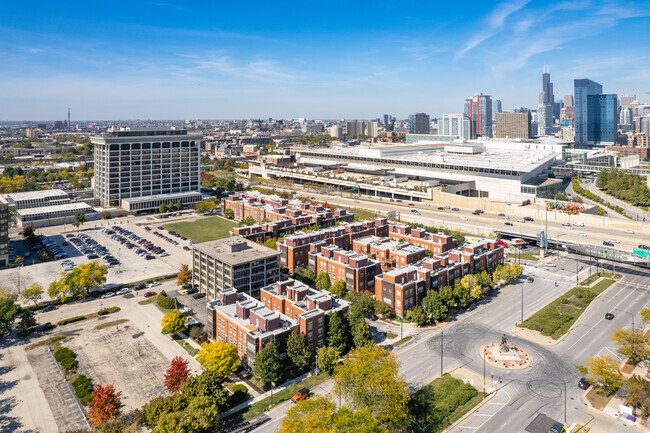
[5,189,68,201]
[121,191,202,204]
[17,202,92,217]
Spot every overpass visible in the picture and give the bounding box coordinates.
[496,230,650,267]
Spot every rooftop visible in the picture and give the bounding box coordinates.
[121,191,202,204]
[5,189,68,201]
[17,202,93,217]
[193,235,280,265]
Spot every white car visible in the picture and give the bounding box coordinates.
[460,216,468,221]
[116,288,129,295]
[502,216,510,220]
[578,232,587,237]
[516,219,525,223]
[148,281,161,287]
[624,230,634,234]
[565,226,574,230]
[545,263,557,267]
[101,292,116,299]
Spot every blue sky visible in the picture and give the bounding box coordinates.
[1,0,649,121]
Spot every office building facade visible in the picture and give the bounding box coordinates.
[494,112,531,139]
[439,114,472,140]
[574,79,603,145]
[91,127,202,208]
[0,198,8,267]
[465,94,492,138]
[587,94,619,145]
[408,113,430,134]
[536,104,553,137]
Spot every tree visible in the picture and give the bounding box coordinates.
[287,331,312,370]
[422,290,448,322]
[0,297,18,339]
[316,272,332,291]
[175,201,183,211]
[253,341,283,387]
[262,238,278,250]
[294,267,316,286]
[21,225,35,238]
[19,310,35,330]
[281,395,386,433]
[196,199,218,214]
[176,264,192,287]
[238,216,256,227]
[325,280,346,298]
[99,211,111,220]
[153,395,220,433]
[352,319,373,348]
[641,307,650,325]
[223,209,235,219]
[476,270,493,289]
[406,305,428,326]
[327,312,348,353]
[438,285,454,307]
[164,356,190,394]
[196,341,240,379]
[576,356,624,394]
[374,302,391,318]
[21,282,44,306]
[316,346,340,375]
[334,345,410,429]
[453,282,470,308]
[158,204,167,214]
[73,211,87,232]
[611,328,650,365]
[161,310,186,335]
[180,370,228,407]
[87,384,123,427]
[71,261,108,297]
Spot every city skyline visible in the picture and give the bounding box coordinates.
[1,0,649,121]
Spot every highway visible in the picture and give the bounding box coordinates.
[303,191,648,253]
[251,256,649,433]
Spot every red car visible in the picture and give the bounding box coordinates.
[144,291,157,298]
[408,203,415,206]
[291,388,310,403]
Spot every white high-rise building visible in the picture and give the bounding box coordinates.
[91,127,202,211]
[439,114,471,140]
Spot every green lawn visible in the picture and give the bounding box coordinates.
[580,272,621,286]
[507,253,539,261]
[162,216,237,243]
[409,374,483,433]
[519,278,617,339]
[225,373,330,424]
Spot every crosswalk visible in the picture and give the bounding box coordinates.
[451,388,511,432]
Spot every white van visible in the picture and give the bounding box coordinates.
[573,221,584,227]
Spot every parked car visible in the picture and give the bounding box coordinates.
[544,263,556,267]
[116,288,129,295]
[527,277,534,283]
[144,291,157,298]
[192,292,206,299]
[291,388,311,403]
[516,219,525,223]
[578,377,591,390]
[549,422,566,433]
[101,292,116,299]
[41,305,56,312]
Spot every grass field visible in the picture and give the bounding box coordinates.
[519,278,616,339]
[409,374,483,433]
[507,253,539,261]
[162,216,237,243]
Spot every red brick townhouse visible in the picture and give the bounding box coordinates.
[308,244,381,294]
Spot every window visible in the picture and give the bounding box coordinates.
[396,300,401,307]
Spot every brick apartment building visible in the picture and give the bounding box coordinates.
[276,218,388,273]
[260,279,349,350]
[352,236,426,271]
[308,244,381,294]
[224,191,354,227]
[375,239,505,316]
[387,223,456,254]
[207,289,298,367]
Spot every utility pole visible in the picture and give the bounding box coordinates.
[545,205,548,256]
[483,351,486,398]
[521,284,524,323]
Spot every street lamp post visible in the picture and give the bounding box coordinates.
[521,284,524,324]
[440,330,444,377]
[483,350,486,398]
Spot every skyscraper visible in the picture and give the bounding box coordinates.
[465,94,492,138]
[540,66,554,105]
[620,95,636,109]
[536,104,553,137]
[494,112,531,139]
[382,114,391,125]
[492,100,502,120]
[563,95,574,108]
[440,114,472,140]
[574,78,603,145]
[587,94,618,144]
[408,113,430,134]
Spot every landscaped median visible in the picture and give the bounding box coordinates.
[518,274,620,340]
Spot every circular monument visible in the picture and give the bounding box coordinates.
[480,335,532,370]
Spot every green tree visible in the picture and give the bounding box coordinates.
[438,285,454,307]
[422,290,448,322]
[287,331,312,371]
[453,282,470,308]
[223,209,235,219]
[315,272,332,291]
[316,346,340,375]
[611,328,650,365]
[406,305,428,326]
[153,395,220,433]
[73,211,87,232]
[262,238,278,249]
[330,280,346,297]
[21,282,44,306]
[196,341,240,379]
[253,341,283,387]
[281,395,386,433]
[640,307,650,325]
[158,203,167,214]
[180,370,228,407]
[19,310,35,330]
[327,312,348,353]
[175,201,183,211]
[334,345,410,429]
[161,310,186,335]
[374,301,391,318]
[352,319,373,348]
[238,216,256,227]
[576,356,624,394]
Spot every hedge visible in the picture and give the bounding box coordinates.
[98,306,120,315]
[57,316,87,326]
[54,347,77,370]
[72,375,93,405]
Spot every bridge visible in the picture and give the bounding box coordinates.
[496,230,650,267]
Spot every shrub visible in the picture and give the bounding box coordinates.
[156,293,176,310]
[57,316,87,326]
[16,329,32,338]
[230,384,249,406]
[72,375,93,404]
[40,322,54,331]
[97,306,120,315]
[54,347,77,370]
